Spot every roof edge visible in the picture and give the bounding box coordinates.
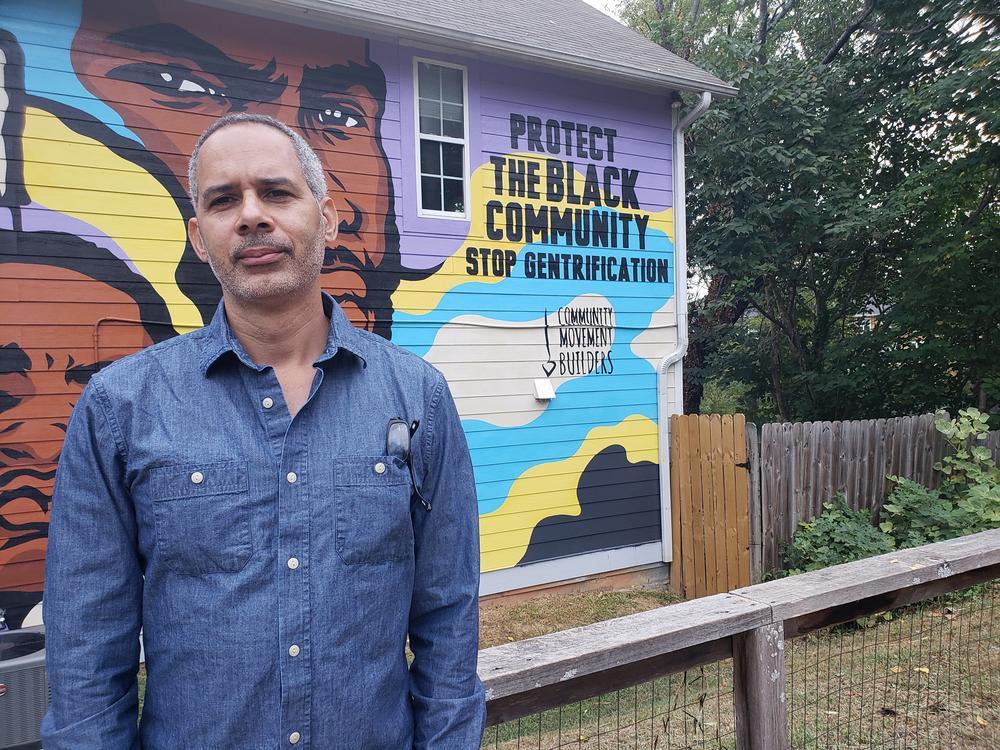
[192,0,738,98]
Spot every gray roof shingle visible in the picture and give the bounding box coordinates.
[213,0,737,97]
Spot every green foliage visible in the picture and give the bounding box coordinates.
[621,0,1000,421]
[880,409,1000,547]
[933,408,1000,489]
[782,495,895,575]
[879,478,966,549]
[698,379,750,415]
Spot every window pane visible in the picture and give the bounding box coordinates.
[418,62,440,99]
[441,142,463,177]
[441,67,464,104]
[441,102,464,122]
[420,140,441,175]
[442,116,463,138]
[443,178,464,213]
[418,99,441,136]
[422,175,443,211]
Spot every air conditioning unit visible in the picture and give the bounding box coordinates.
[0,626,47,750]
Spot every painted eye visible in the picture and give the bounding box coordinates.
[318,108,361,128]
[159,71,226,97]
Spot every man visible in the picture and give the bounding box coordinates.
[41,114,485,749]
[0,233,173,629]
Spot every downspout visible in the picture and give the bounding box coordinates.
[658,91,712,564]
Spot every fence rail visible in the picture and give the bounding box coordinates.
[479,528,1000,749]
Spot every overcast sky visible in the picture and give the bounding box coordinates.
[582,0,622,21]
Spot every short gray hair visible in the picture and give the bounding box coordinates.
[187,113,328,206]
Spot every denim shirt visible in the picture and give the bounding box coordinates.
[41,293,485,749]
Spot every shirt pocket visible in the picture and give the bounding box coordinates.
[334,455,413,565]
[148,460,253,575]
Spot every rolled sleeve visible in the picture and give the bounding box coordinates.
[41,379,142,749]
[408,373,486,749]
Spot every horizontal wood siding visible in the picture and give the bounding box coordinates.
[1,0,681,629]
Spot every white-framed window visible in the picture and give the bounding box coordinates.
[414,58,469,219]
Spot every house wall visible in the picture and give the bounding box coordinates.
[0,0,679,629]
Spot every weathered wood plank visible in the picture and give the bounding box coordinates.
[702,414,736,594]
[732,528,1000,621]
[689,416,708,598]
[733,622,789,750]
[721,414,740,591]
[699,416,719,596]
[735,414,752,588]
[669,416,685,596]
[678,416,697,598]
[747,422,763,585]
[478,592,771,702]
[484,637,734,726]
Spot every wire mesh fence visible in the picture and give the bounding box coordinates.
[787,581,999,749]
[482,580,999,750]
[481,661,737,749]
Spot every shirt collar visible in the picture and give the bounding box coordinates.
[198,291,369,375]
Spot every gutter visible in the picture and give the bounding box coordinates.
[658,92,712,565]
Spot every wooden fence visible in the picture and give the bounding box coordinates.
[668,413,1000,591]
[756,414,1000,572]
[481,529,1000,749]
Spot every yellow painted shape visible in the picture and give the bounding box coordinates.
[21,107,202,332]
[393,154,675,315]
[479,415,659,572]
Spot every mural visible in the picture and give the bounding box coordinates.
[0,0,677,627]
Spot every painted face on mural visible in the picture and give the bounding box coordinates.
[0,263,155,625]
[71,0,401,333]
[188,123,339,304]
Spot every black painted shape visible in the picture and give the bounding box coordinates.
[0,30,30,211]
[517,444,660,566]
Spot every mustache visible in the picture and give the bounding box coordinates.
[232,234,293,261]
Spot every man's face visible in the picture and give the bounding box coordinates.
[72,0,396,330]
[0,264,154,599]
[188,123,339,304]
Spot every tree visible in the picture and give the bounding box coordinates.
[621,0,999,420]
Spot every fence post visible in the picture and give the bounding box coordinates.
[733,621,789,750]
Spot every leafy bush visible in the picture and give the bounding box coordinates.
[880,408,1000,547]
[781,408,999,574]
[782,495,895,575]
[879,478,963,548]
[933,407,1000,493]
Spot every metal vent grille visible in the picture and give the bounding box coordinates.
[0,657,48,748]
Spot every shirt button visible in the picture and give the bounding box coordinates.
[262,397,274,409]
[190,471,204,484]
[374,462,386,475]
[287,557,299,570]
[286,471,298,484]
[289,731,301,744]
[288,644,300,657]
